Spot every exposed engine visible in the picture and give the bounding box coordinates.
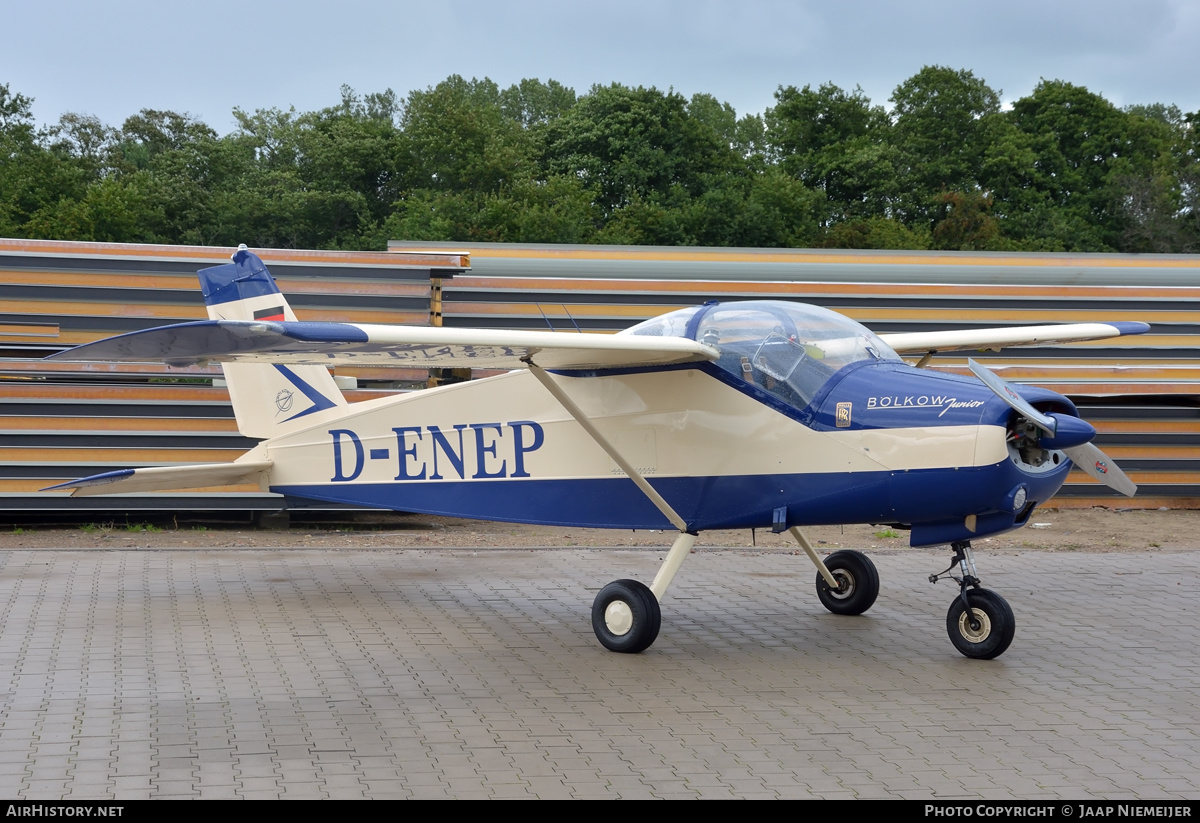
[1006,410,1065,472]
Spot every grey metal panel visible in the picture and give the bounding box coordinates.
[394,241,1200,286]
[5,239,1200,513]
[0,240,447,513]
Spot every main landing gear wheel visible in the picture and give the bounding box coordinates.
[592,579,661,653]
[815,550,880,615]
[946,588,1015,659]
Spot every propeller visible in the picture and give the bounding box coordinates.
[967,359,1137,497]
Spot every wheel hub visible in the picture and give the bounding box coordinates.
[828,570,855,600]
[604,600,634,636]
[957,608,992,643]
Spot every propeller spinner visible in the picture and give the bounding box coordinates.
[967,359,1137,497]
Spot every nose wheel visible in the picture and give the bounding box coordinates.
[946,588,1015,659]
[931,540,1016,659]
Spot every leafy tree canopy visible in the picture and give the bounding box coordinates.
[1,70,1196,253]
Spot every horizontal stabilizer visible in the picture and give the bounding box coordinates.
[43,460,272,497]
[880,322,1150,354]
[49,320,719,371]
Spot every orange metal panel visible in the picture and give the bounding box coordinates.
[463,245,1200,271]
[2,448,247,462]
[4,479,262,494]
[0,238,468,270]
[0,299,426,324]
[0,360,221,376]
[839,307,1199,323]
[1068,471,1200,485]
[1046,496,1200,509]
[0,384,399,403]
[1087,446,1200,459]
[0,322,59,337]
[447,301,669,318]
[447,275,1200,299]
[1091,421,1200,435]
[0,417,239,433]
[0,268,432,299]
[0,269,198,290]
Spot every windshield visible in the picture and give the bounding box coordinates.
[621,300,901,408]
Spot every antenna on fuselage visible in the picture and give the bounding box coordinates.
[535,303,584,333]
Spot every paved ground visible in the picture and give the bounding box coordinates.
[0,545,1196,799]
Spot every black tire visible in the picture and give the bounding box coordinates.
[946,588,1015,660]
[591,579,661,653]
[815,550,880,615]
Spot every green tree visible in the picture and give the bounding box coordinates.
[930,190,1002,250]
[499,78,576,127]
[765,83,898,226]
[889,66,1002,222]
[110,109,225,245]
[1008,80,1171,251]
[210,86,408,249]
[0,84,39,234]
[819,217,931,250]
[1110,104,1198,252]
[400,75,532,195]
[541,83,737,216]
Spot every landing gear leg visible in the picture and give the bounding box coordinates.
[930,540,1015,659]
[525,358,698,655]
[791,527,880,615]
[591,531,697,653]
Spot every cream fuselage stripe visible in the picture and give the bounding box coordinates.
[264,368,1008,487]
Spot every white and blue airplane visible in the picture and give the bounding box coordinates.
[47,246,1147,659]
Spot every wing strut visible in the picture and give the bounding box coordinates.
[522,358,688,534]
[522,358,700,605]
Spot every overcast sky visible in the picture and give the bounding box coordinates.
[5,0,1199,133]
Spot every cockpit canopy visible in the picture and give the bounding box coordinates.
[620,300,901,408]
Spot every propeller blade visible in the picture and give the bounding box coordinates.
[967,359,1136,497]
[1061,442,1138,497]
[967,358,1057,436]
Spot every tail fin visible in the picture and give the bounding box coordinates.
[199,245,348,439]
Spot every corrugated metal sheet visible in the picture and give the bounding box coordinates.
[4,239,1198,513]
[1,239,466,512]
[395,242,1200,507]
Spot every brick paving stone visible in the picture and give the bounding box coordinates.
[0,548,1196,799]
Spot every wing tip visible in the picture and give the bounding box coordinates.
[1109,321,1151,336]
[42,469,136,492]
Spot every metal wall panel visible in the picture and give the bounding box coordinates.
[4,240,1198,514]
[0,240,466,513]
[405,243,1200,508]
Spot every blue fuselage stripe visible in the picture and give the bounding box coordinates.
[271,458,1069,538]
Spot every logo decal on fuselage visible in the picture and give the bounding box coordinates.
[835,402,852,427]
[866,395,986,417]
[274,365,337,422]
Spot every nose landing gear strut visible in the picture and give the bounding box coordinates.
[930,540,1015,659]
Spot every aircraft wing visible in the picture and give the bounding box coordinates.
[48,320,719,371]
[42,460,273,497]
[879,322,1150,354]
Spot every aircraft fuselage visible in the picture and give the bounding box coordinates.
[261,361,1073,546]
